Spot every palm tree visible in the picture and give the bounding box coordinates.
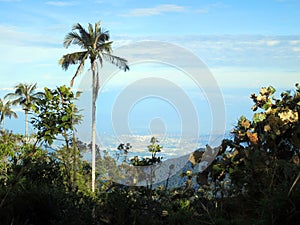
[59,21,129,192]
[5,83,40,141]
[0,98,18,132]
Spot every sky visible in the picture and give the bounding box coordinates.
[0,0,300,152]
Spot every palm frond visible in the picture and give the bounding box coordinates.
[64,32,87,49]
[88,23,94,37]
[0,100,18,122]
[60,21,129,90]
[4,93,23,106]
[96,41,113,54]
[70,52,89,87]
[4,92,16,100]
[102,53,129,72]
[32,90,44,99]
[5,83,38,110]
[11,98,23,106]
[59,51,88,70]
[9,110,18,119]
[0,112,4,123]
[98,30,110,42]
[73,23,90,45]
[29,83,37,94]
[95,20,101,31]
[94,30,109,52]
[12,112,18,119]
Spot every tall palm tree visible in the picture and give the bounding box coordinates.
[0,98,18,132]
[5,83,40,141]
[59,21,129,192]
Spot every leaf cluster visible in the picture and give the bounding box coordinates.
[31,85,82,145]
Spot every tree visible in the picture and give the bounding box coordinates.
[5,83,40,141]
[32,85,82,190]
[206,84,300,224]
[59,21,129,192]
[0,99,17,132]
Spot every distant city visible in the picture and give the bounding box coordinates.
[84,132,230,160]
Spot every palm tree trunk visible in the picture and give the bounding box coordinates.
[91,61,97,192]
[25,110,28,143]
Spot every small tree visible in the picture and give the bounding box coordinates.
[129,137,163,188]
[5,83,41,141]
[32,85,82,190]
[0,99,17,132]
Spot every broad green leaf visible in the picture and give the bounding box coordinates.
[213,164,222,171]
[268,85,276,94]
[62,115,69,122]
[253,113,266,123]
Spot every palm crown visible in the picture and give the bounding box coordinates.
[5,83,40,111]
[5,83,40,140]
[59,21,129,87]
[0,99,18,132]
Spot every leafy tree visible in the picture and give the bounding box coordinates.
[130,137,163,166]
[0,99,17,132]
[32,85,82,190]
[5,83,41,141]
[59,21,129,192]
[207,84,300,224]
[0,131,19,187]
[0,135,97,225]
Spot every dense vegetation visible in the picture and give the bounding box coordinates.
[0,17,298,225]
[0,83,299,225]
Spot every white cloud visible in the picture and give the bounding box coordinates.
[0,24,71,89]
[0,24,61,46]
[0,43,64,64]
[1,29,300,94]
[124,4,185,17]
[0,87,15,91]
[211,67,300,89]
[292,47,300,52]
[289,40,300,45]
[265,40,280,46]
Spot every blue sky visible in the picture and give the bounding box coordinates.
[0,0,299,147]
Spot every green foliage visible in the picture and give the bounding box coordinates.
[129,136,163,166]
[1,82,300,225]
[4,83,40,112]
[0,130,96,224]
[31,85,81,145]
[59,21,129,87]
[207,84,300,224]
[0,131,20,186]
[4,83,42,140]
[0,99,18,131]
